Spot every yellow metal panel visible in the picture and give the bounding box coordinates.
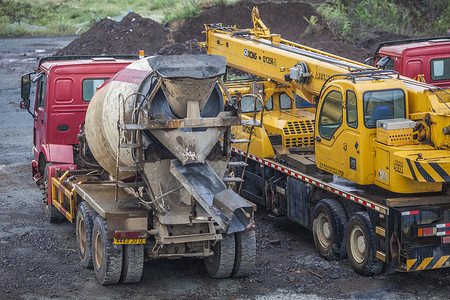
[416,257,433,271]
[432,255,450,269]
[407,259,417,271]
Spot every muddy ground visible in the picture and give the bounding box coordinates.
[1,36,450,300]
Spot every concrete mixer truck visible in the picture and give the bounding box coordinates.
[20,54,256,284]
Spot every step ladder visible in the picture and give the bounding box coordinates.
[115,94,146,202]
[222,91,265,193]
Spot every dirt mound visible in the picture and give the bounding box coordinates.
[56,1,384,63]
[56,12,169,56]
[157,39,205,55]
[173,1,319,43]
[173,1,370,62]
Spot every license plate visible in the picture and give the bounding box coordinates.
[114,238,146,245]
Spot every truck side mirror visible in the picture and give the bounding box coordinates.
[376,56,390,69]
[21,73,32,101]
[20,98,30,110]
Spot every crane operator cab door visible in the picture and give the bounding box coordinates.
[314,84,347,178]
[315,82,367,185]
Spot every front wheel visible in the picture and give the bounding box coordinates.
[346,212,383,276]
[92,216,123,285]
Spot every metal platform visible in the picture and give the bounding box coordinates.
[74,183,149,219]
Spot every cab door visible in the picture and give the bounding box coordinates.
[33,75,47,158]
[314,86,346,177]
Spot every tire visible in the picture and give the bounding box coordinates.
[346,212,384,276]
[92,216,123,285]
[205,233,236,278]
[76,202,95,269]
[120,245,144,283]
[45,203,65,223]
[43,164,64,223]
[231,230,256,277]
[312,199,347,261]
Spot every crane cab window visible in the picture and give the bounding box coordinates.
[280,93,292,109]
[241,95,272,113]
[318,90,343,140]
[346,90,358,128]
[280,93,312,109]
[82,78,108,101]
[431,58,450,81]
[363,89,405,128]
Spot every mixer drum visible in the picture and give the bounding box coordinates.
[84,56,225,179]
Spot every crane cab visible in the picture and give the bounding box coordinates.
[314,73,409,187]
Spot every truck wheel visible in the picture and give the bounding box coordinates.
[205,233,236,278]
[43,164,64,223]
[231,230,256,277]
[76,202,95,269]
[92,216,123,285]
[45,204,65,223]
[312,199,347,260]
[120,245,144,283]
[346,212,383,276]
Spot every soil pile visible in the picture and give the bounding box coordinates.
[56,12,169,56]
[56,1,412,62]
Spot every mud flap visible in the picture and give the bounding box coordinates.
[170,159,252,234]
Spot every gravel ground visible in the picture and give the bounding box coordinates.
[1,36,450,300]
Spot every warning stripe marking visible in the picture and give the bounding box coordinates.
[407,259,417,271]
[407,256,450,271]
[436,223,450,229]
[433,255,450,269]
[232,146,389,215]
[416,257,434,270]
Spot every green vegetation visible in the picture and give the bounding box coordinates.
[1,0,449,39]
[0,0,237,38]
[318,0,450,42]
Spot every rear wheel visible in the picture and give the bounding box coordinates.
[205,233,235,278]
[346,212,383,276]
[120,244,144,283]
[92,216,123,284]
[76,202,95,269]
[312,199,347,260]
[231,230,256,277]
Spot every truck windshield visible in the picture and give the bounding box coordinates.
[363,89,405,128]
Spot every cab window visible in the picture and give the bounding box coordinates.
[241,95,273,113]
[82,78,108,101]
[431,58,450,81]
[36,76,47,109]
[363,89,405,128]
[346,90,358,128]
[280,93,292,109]
[318,90,343,140]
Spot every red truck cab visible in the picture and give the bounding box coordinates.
[20,56,137,187]
[368,37,450,88]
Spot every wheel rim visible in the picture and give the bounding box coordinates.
[350,224,366,264]
[94,231,103,269]
[316,212,332,248]
[77,217,86,255]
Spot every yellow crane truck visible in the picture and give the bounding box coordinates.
[200,8,450,275]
